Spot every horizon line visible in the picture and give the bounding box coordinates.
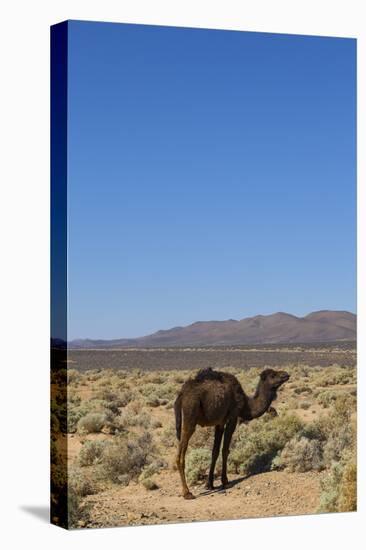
[65,308,356,343]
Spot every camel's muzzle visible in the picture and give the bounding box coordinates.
[274,372,290,387]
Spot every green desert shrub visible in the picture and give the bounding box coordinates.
[139,382,177,405]
[141,477,159,490]
[272,436,323,472]
[186,448,212,484]
[322,418,355,468]
[138,459,166,481]
[283,393,355,474]
[55,398,112,434]
[318,454,357,513]
[77,412,108,434]
[138,459,166,490]
[308,394,355,468]
[229,413,304,476]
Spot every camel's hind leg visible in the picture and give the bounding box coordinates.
[176,421,195,499]
[206,425,224,489]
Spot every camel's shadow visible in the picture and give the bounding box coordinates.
[196,475,251,498]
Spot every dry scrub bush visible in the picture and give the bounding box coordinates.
[338,459,357,512]
[318,453,357,513]
[94,388,132,408]
[160,424,176,448]
[276,393,356,483]
[78,440,107,466]
[186,448,212,484]
[308,394,356,468]
[67,369,81,384]
[86,371,103,382]
[316,390,338,408]
[228,414,304,476]
[146,373,165,384]
[100,431,154,485]
[293,386,313,395]
[138,459,167,490]
[272,436,323,472]
[69,466,98,497]
[293,365,310,378]
[68,390,81,406]
[118,408,151,430]
[67,467,97,528]
[145,395,161,407]
[317,368,354,388]
[141,478,159,490]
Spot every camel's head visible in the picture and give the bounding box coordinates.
[259,368,290,392]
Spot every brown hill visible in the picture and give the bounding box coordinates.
[70,310,356,348]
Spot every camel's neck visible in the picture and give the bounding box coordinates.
[245,382,276,420]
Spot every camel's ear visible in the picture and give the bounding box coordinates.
[260,370,268,380]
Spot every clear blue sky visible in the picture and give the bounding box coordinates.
[67,21,356,340]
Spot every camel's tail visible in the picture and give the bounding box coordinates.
[174,393,182,440]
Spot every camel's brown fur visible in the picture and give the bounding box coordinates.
[174,367,290,499]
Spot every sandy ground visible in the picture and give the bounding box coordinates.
[81,468,323,528]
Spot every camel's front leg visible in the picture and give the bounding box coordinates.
[221,418,237,487]
[206,425,224,490]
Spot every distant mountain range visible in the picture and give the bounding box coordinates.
[68,310,356,348]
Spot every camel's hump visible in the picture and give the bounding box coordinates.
[194,368,224,383]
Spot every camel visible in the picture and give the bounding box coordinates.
[174,367,290,499]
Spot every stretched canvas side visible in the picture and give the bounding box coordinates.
[50,21,69,529]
